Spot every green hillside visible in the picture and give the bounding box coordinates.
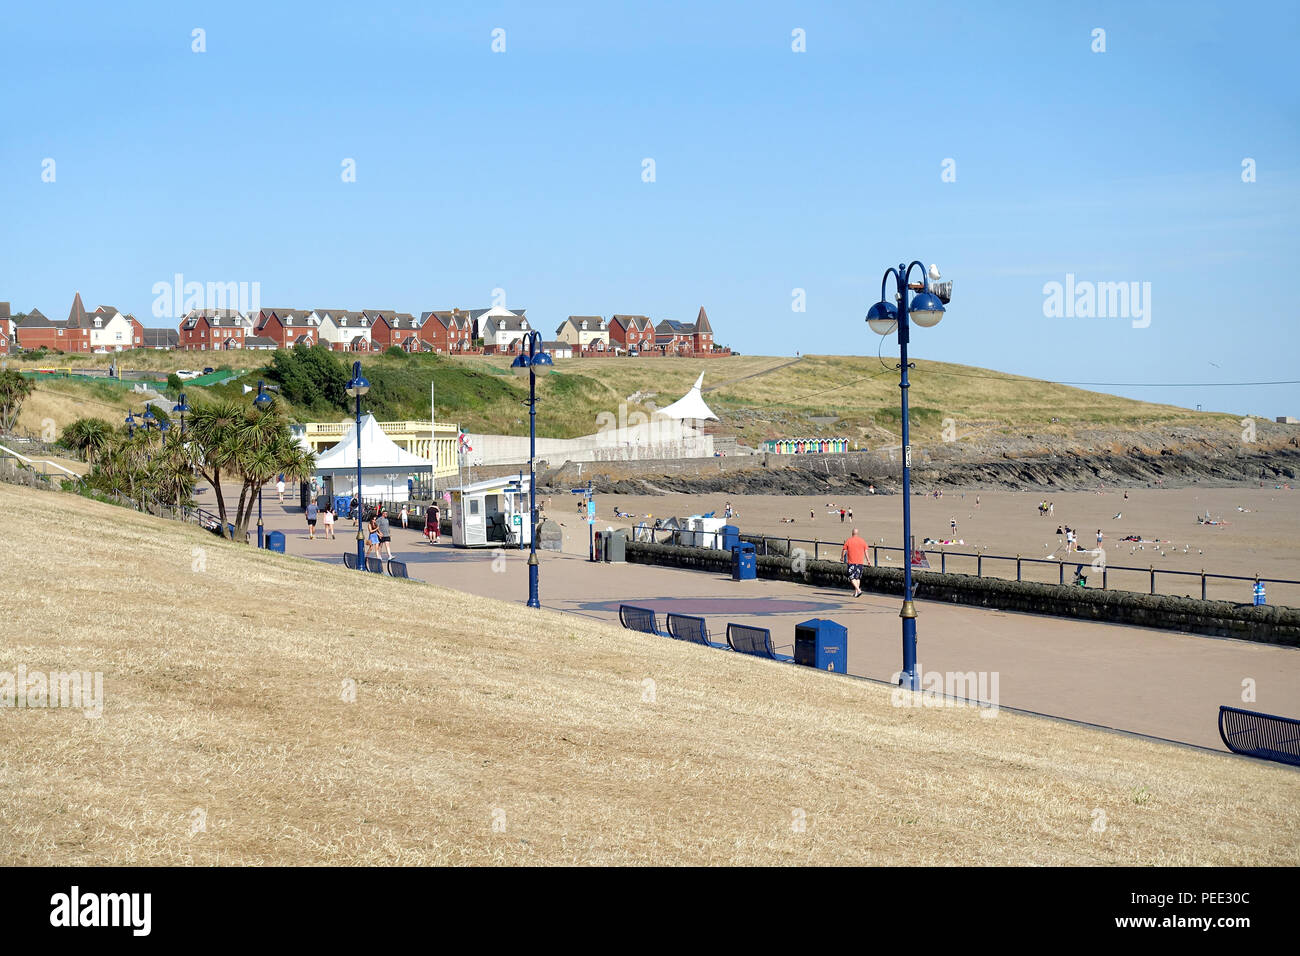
[14,347,1227,444]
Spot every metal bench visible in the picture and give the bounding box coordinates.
[365,556,385,574]
[725,623,794,662]
[1218,705,1300,767]
[343,552,358,570]
[387,559,410,579]
[666,613,729,650]
[618,605,660,635]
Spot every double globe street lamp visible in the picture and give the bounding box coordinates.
[510,333,553,609]
[253,379,274,548]
[866,261,947,692]
[345,362,371,572]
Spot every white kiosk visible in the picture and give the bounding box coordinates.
[450,474,533,548]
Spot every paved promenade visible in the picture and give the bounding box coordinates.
[202,486,1300,751]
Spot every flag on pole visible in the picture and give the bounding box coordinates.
[458,431,472,453]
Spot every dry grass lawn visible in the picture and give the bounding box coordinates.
[0,480,1295,865]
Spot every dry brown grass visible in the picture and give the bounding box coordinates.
[0,480,1295,865]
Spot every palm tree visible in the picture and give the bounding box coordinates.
[60,417,115,464]
[187,400,316,540]
[0,369,35,434]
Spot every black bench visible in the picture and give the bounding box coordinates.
[1218,705,1300,767]
[618,604,660,635]
[387,559,410,579]
[365,556,385,574]
[726,623,794,662]
[343,552,358,570]
[666,613,729,650]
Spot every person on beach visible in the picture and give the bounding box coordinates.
[840,508,846,523]
[841,528,871,598]
[847,507,853,521]
[950,516,957,537]
[975,496,980,508]
[1096,529,1103,547]
[305,499,318,540]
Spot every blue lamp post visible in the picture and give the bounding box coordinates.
[510,333,553,608]
[125,411,136,437]
[866,261,947,691]
[345,362,370,571]
[253,379,274,548]
[172,392,190,437]
[142,407,156,435]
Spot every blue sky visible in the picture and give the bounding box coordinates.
[2,1,1297,415]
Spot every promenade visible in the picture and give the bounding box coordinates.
[202,485,1300,752]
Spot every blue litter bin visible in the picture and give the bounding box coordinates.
[731,542,757,581]
[333,494,351,518]
[266,530,285,553]
[721,524,740,552]
[794,619,848,672]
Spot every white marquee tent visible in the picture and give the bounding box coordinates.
[314,413,432,499]
[654,372,718,422]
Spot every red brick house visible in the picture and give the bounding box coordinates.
[609,314,654,352]
[253,309,319,349]
[365,310,420,350]
[653,307,715,354]
[178,309,251,351]
[417,310,475,352]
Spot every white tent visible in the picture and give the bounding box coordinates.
[654,372,718,422]
[315,413,432,499]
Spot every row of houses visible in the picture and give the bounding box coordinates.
[2,295,725,357]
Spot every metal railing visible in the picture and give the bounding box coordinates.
[635,528,1299,606]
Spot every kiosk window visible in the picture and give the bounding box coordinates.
[470,500,479,515]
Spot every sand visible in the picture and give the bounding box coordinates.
[563,486,1300,605]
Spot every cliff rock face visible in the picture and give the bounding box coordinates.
[543,424,1300,495]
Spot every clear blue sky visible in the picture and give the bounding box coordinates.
[2,1,1296,416]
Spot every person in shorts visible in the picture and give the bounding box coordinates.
[841,528,871,598]
[377,509,394,560]
[322,505,335,540]
[366,513,380,558]
[305,499,318,540]
[428,503,441,543]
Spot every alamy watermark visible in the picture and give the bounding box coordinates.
[890,664,999,716]
[1,666,103,718]
[1042,274,1151,328]
[152,273,261,319]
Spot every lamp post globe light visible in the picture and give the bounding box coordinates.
[252,379,274,548]
[172,392,190,437]
[510,333,553,609]
[866,261,947,692]
[142,407,156,435]
[345,362,370,572]
[125,411,135,438]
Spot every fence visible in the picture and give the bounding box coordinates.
[639,528,1299,607]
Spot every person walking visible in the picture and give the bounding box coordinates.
[1096,529,1103,547]
[400,504,409,529]
[839,508,846,523]
[847,507,853,521]
[305,499,319,540]
[322,504,335,540]
[365,513,381,558]
[350,494,360,527]
[428,502,441,544]
[276,473,286,502]
[377,508,394,560]
[841,528,871,598]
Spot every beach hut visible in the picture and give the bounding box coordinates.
[449,474,533,547]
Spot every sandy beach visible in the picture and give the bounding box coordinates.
[555,485,1300,605]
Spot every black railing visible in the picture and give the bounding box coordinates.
[633,527,1299,606]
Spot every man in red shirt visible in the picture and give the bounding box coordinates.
[841,528,871,598]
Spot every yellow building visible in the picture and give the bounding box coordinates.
[301,419,461,482]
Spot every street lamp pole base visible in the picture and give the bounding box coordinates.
[527,551,540,608]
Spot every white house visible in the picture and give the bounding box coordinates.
[316,310,371,351]
[478,306,532,350]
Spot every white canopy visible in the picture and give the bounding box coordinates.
[655,372,718,421]
[315,414,431,499]
[315,413,431,470]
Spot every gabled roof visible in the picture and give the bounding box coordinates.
[611,314,652,331]
[244,335,277,348]
[18,308,54,327]
[656,319,696,335]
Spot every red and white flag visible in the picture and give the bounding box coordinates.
[458,431,472,453]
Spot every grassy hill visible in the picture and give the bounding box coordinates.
[0,480,1295,865]
[13,348,1231,446]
